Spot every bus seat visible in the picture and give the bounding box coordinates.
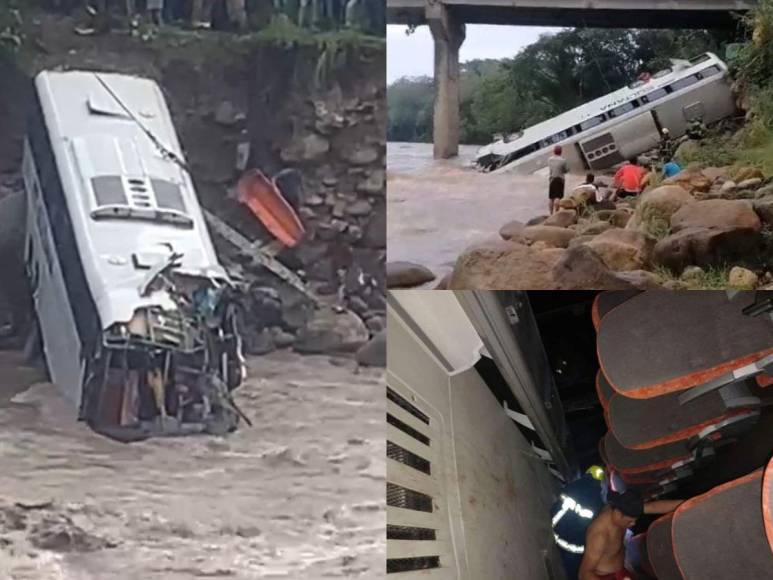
[606,378,763,450]
[596,369,614,410]
[597,291,773,400]
[672,466,773,578]
[646,513,684,580]
[603,431,692,478]
[764,458,773,554]
[591,290,641,332]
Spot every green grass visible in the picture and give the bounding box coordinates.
[639,205,671,241]
[654,265,732,289]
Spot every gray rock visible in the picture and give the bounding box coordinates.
[737,178,763,190]
[362,210,386,248]
[348,296,370,316]
[387,262,435,288]
[244,328,275,355]
[270,328,296,349]
[552,245,636,290]
[281,134,330,163]
[357,170,385,195]
[365,315,385,333]
[345,146,380,166]
[356,331,386,367]
[346,200,372,216]
[753,197,773,227]
[214,101,244,126]
[294,308,369,354]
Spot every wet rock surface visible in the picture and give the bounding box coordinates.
[0,350,384,579]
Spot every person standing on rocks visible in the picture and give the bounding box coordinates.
[548,145,569,215]
[147,0,164,24]
[658,128,676,164]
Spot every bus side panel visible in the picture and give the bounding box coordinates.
[654,78,736,138]
[610,112,661,163]
[23,145,86,408]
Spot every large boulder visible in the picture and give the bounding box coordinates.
[627,185,694,233]
[653,227,762,271]
[448,241,564,289]
[356,330,386,367]
[523,225,577,248]
[585,228,654,271]
[499,220,527,242]
[753,197,773,227]
[672,172,713,194]
[609,209,633,229]
[732,166,764,182]
[543,210,578,228]
[294,308,370,354]
[386,261,436,288]
[552,245,636,290]
[670,199,761,233]
[579,221,613,236]
[614,270,664,290]
[701,167,729,183]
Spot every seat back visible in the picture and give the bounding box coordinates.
[646,513,683,580]
[672,468,773,578]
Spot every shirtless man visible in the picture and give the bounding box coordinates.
[579,490,683,580]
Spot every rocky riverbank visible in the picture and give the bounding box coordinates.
[442,162,773,290]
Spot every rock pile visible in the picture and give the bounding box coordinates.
[450,165,773,290]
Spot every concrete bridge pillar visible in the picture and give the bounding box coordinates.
[427,2,465,159]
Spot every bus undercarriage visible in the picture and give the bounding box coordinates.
[79,270,248,442]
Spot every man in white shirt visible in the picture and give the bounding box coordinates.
[548,145,569,215]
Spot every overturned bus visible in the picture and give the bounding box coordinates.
[23,70,246,440]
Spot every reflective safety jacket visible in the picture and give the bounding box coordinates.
[550,474,605,554]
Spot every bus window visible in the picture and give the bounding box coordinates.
[608,102,635,118]
[580,115,604,131]
[670,74,700,92]
[641,88,668,104]
[689,53,712,65]
[699,65,722,78]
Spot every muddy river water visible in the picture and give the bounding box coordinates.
[387,142,584,280]
[0,350,384,579]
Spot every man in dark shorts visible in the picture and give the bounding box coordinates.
[548,145,569,215]
[579,491,684,580]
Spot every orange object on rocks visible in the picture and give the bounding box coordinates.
[236,169,305,247]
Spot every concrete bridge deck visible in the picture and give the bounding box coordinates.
[388,1,755,28]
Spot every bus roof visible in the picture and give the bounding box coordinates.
[34,70,228,327]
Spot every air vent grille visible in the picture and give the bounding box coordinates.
[387,387,429,424]
[387,483,433,513]
[387,525,436,541]
[388,441,431,475]
[387,413,430,446]
[387,557,440,573]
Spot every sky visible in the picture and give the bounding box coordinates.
[387,24,561,84]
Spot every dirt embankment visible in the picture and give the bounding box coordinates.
[0,12,386,354]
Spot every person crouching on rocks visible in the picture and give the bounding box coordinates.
[612,158,649,201]
[548,145,569,215]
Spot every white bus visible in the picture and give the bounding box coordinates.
[23,70,246,441]
[476,53,737,174]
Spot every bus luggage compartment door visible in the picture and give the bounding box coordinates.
[579,132,625,170]
[580,113,660,169]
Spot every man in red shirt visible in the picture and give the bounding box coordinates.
[612,158,649,201]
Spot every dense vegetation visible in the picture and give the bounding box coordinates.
[387,28,733,144]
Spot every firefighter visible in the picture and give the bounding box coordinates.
[658,128,676,165]
[551,465,606,580]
